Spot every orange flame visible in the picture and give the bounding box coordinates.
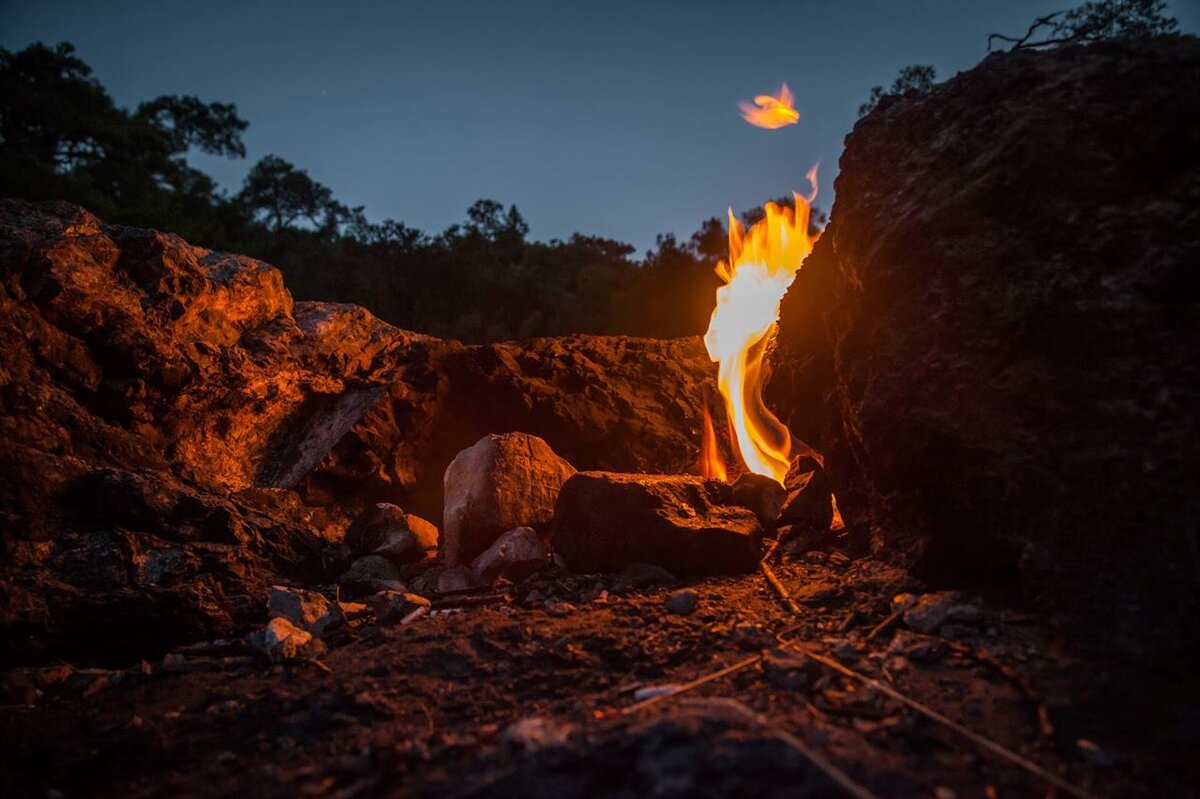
[703,166,820,484]
[701,400,728,482]
[738,83,800,129]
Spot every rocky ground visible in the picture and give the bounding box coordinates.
[5,543,1168,799]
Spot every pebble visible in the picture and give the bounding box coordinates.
[665,589,698,615]
[501,716,573,750]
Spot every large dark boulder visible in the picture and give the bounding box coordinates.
[767,37,1200,664]
[553,472,763,577]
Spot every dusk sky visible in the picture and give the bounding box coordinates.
[3,0,1198,252]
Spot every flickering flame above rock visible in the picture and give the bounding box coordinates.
[703,166,820,485]
[738,83,800,129]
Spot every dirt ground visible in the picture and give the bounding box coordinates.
[1,544,1192,799]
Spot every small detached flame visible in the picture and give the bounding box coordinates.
[738,83,800,129]
[702,166,821,485]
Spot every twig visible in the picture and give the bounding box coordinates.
[681,698,880,799]
[621,654,763,715]
[760,557,801,616]
[297,657,332,675]
[864,606,906,642]
[780,637,1096,799]
[430,593,507,611]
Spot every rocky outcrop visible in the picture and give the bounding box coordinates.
[767,36,1200,662]
[0,200,716,665]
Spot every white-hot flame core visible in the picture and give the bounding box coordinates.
[703,167,819,485]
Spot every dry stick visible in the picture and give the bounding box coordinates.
[759,544,801,616]
[784,642,1097,799]
[429,593,507,611]
[620,654,764,715]
[683,697,880,799]
[864,606,907,642]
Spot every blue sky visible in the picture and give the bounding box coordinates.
[3,0,1197,252]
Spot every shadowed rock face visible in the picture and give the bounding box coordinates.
[553,472,763,577]
[0,200,716,664]
[767,36,1200,663]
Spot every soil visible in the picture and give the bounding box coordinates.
[3,540,1186,798]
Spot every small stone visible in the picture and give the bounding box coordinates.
[778,457,834,530]
[339,555,405,595]
[259,617,325,661]
[830,639,858,664]
[613,562,677,593]
[730,472,787,526]
[470,526,547,585]
[762,648,814,689]
[267,586,345,637]
[903,591,964,633]
[501,716,573,750]
[345,504,439,565]
[544,600,575,617]
[665,589,699,616]
[369,591,432,623]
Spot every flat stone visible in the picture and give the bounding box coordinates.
[552,472,763,577]
[368,591,432,623]
[266,585,345,637]
[442,433,576,566]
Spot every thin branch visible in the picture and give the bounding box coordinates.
[620,654,763,715]
[760,543,801,616]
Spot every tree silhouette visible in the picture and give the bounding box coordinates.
[858,65,938,118]
[237,155,338,232]
[988,0,1178,52]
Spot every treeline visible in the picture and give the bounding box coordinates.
[0,42,748,341]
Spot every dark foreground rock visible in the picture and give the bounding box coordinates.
[768,36,1200,666]
[553,473,763,577]
[0,201,716,665]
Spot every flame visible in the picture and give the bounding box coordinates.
[738,83,800,129]
[701,400,728,482]
[703,166,820,484]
